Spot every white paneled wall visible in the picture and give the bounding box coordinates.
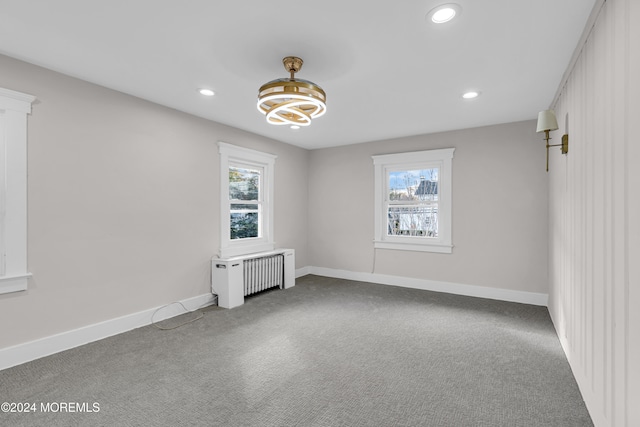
[548,0,639,426]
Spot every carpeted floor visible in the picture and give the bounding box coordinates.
[0,275,593,426]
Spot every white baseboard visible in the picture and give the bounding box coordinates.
[0,293,216,371]
[305,266,548,307]
[1,269,546,371]
[295,266,311,278]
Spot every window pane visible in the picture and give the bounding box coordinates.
[230,211,258,239]
[229,167,260,201]
[229,166,260,240]
[387,205,438,237]
[388,169,438,201]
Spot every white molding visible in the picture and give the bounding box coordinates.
[0,88,34,293]
[0,88,35,113]
[218,141,276,258]
[372,148,455,253]
[295,266,311,278]
[305,266,548,306]
[0,293,216,371]
[372,147,455,165]
[373,240,453,254]
[218,141,277,162]
[0,272,32,294]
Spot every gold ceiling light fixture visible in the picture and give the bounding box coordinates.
[257,56,327,128]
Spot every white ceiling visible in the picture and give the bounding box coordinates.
[0,0,595,150]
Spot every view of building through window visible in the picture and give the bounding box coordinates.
[387,168,439,237]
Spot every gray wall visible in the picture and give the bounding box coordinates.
[308,120,548,294]
[0,53,551,361]
[0,54,309,348]
[547,0,640,425]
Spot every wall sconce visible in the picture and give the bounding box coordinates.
[536,109,568,172]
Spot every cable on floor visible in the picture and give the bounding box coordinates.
[151,301,205,331]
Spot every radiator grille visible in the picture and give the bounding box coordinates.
[243,254,284,296]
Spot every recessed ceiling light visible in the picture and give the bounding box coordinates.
[462,91,479,99]
[290,125,300,130]
[198,88,215,96]
[427,3,461,24]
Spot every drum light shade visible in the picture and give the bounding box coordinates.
[536,109,559,133]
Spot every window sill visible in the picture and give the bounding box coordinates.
[374,240,453,254]
[0,273,31,294]
[220,242,275,259]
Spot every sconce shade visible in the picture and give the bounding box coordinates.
[536,109,559,133]
[536,109,567,172]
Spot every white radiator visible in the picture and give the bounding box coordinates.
[211,249,295,308]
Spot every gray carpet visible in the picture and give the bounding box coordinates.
[0,275,593,426]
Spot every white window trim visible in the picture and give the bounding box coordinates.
[218,142,276,258]
[0,87,35,294]
[372,148,455,254]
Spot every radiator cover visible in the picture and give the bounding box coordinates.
[211,249,295,308]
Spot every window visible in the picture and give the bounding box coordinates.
[219,142,276,258]
[0,87,35,294]
[229,165,260,240]
[372,148,455,253]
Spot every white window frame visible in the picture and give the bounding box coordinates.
[372,148,455,254]
[0,88,35,294]
[218,142,276,258]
